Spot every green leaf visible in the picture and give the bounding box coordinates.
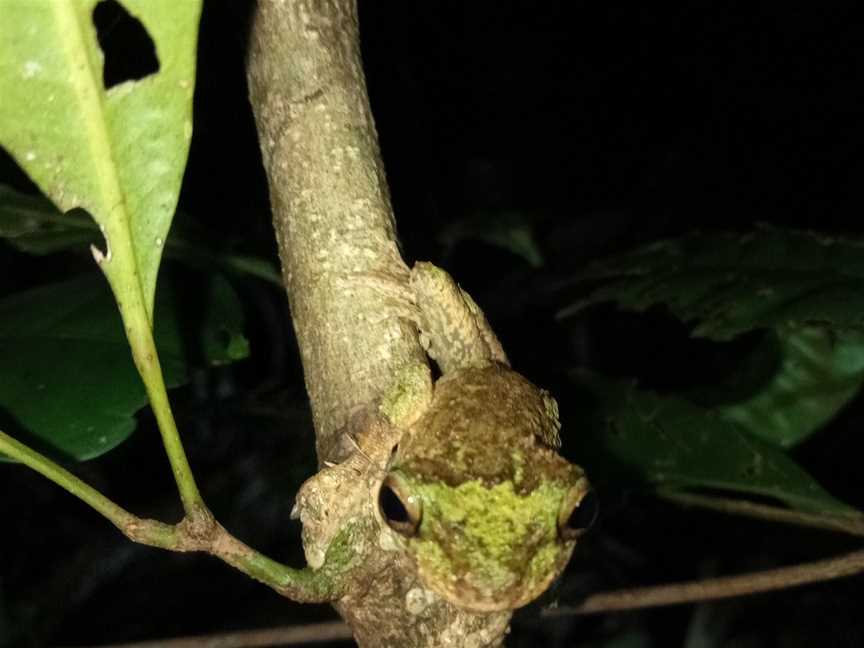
[560,228,864,340]
[571,373,857,516]
[0,0,202,319]
[561,228,864,446]
[0,273,248,461]
[197,275,250,365]
[716,328,864,447]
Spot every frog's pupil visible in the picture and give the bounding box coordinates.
[567,489,599,530]
[380,484,410,524]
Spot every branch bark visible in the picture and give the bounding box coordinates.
[243,2,864,644]
[546,547,864,615]
[246,1,510,645]
[246,0,425,462]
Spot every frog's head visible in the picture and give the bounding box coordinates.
[374,365,597,612]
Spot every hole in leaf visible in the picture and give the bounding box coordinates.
[92,0,159,89]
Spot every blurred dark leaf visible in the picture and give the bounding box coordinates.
[570,372,860,517]
[561,227,864,447]
[0,183,282,285]
[0,184,95,254]
[0,272,248,461]
[560,227,864,339]
[716,327,864,447]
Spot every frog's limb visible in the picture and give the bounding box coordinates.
[294,407,402,569]
[409,261,509,374]
[291,361,435,601]
[407,262,562,447]
[379,360,434,428]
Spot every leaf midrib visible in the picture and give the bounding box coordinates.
[54,1,140,282]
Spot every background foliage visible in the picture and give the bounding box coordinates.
[1,1,863,646]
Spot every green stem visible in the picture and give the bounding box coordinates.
[0,427,346,601]
[210,528,352,602]
[0,428,131,527]
[99,237,204,515]
[0,428,178,549]
[135,334,204,513]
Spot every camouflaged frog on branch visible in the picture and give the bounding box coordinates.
[293,262,597,614]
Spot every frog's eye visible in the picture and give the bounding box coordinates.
[378,474,422,537]
[558,481,598,541]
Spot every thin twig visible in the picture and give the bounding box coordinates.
[657,488,864,538]
[62,621,354,648]
[545,547,864,616]
[0,428,343,603]
[0,429,152,535]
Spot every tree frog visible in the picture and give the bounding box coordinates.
[294,262,596,617]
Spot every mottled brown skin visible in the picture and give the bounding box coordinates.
[294,262,591,640]
[383,364,588,611]
[397,364,575,493]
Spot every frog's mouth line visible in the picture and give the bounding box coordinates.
[415,562,559,612]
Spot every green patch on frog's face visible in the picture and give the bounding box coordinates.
[379,470,592,612]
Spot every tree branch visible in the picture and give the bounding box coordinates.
[657,488,864,538]
[246,0,426,462]
[546,548,864,615]
[64,621,352,648]
[0,428,347,603]
[245,2,514,645]
[66,548,864,642]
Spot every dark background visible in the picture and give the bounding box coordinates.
[1,1,863,646]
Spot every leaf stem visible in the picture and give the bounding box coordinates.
[98,232,204,515]
[134,335,204,514]
[0,428,346,602]
[546,548,864,615]
[657,488,864,537]
[0,428,133,529]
